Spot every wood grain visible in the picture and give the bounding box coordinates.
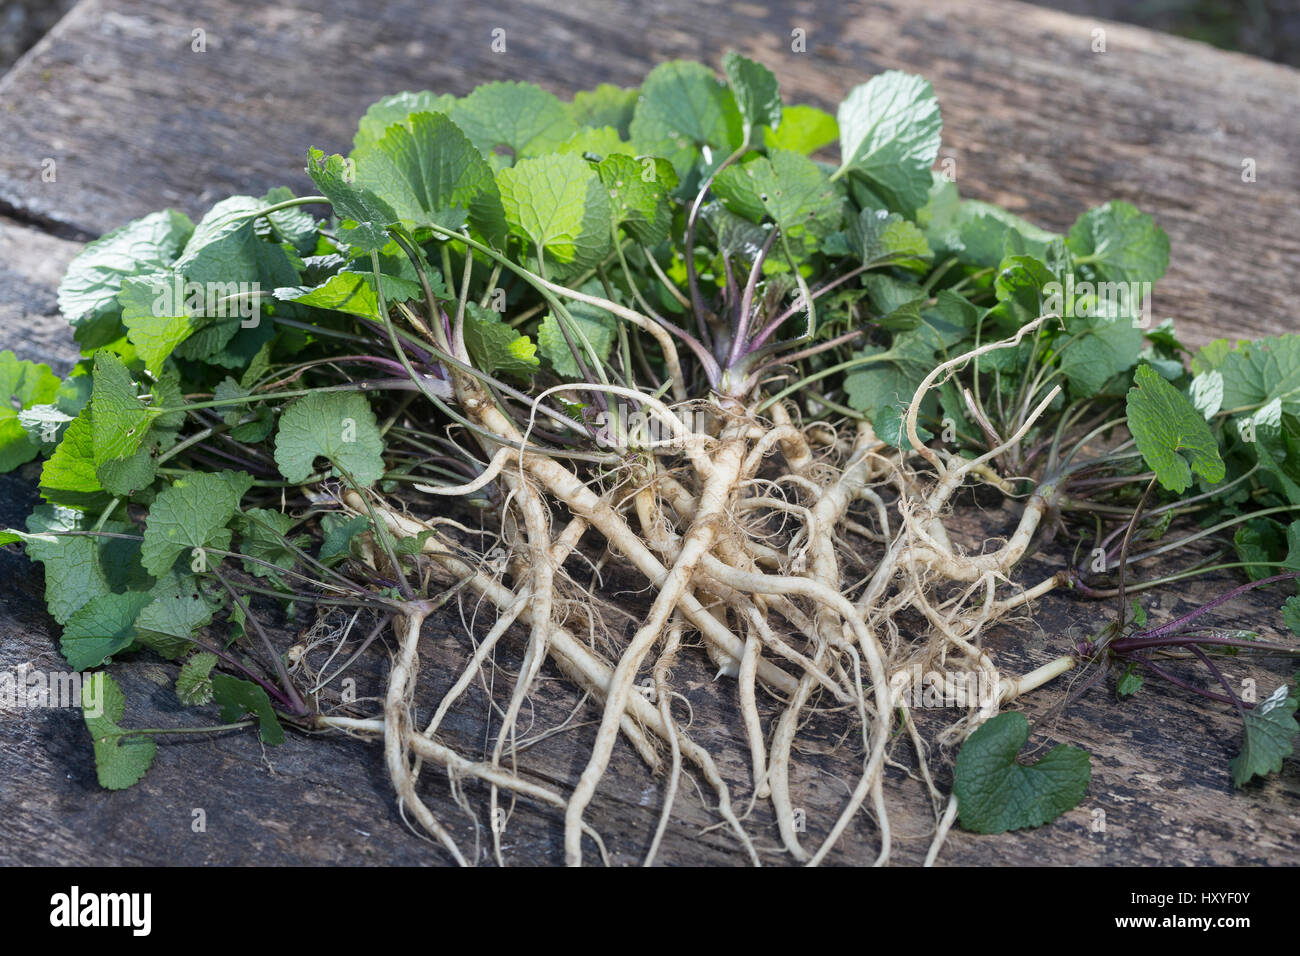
[0,0,1297,866]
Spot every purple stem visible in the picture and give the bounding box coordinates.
[722,255,739,323]
[1063,658,1112,708]
[1112,633,1299,655]
[727,229,780,369]
[746,262,871,355]
[189,634,297,712]
[650,312,720,386]
[1130,654,1252,709]
[1187,644,1249,717]
[439,305,453,348]
[187,447,275,477]
[1129,572,1300,643]
[745,329,866,383]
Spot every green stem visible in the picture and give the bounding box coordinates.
[1121,504,1300,567]
[213,568,308,714]
[1083,561,1289,598]
[757,349,895,414]
[221,195,329,228]
[118,721,255,739]
[163,380,397,414]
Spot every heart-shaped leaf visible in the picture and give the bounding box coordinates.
[953,711,1091,834]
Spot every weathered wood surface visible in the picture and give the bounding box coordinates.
[1,0,1298,866]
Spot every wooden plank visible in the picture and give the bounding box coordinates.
[0,0,1296,345]
[0,217,83,369]
[0,0,1297,866]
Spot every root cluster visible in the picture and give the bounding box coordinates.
[316,328,1076,866]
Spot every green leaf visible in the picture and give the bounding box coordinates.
[24,528,110,625]
[629,60,743,179]
[235,508,301,578]
[567,84,639,138]
[1126,364,1225,493]
[1057,312,1144,396]
[1282,595,1300,638]
[1214,335,1300,419]
[451,81,577,163]
[1284,521,1300,575]
[748,149,843,244]
[1234,518,1285,581]
[844,343,932,422]
[96,440,160,499]
[538,295,618,379]
[353,90,457,153]
[710,163,767,222]
[210,378,274,444]
[722,51,781,140]
[463,303,540,379]
[259,186,320,256]
[211,674,285,745]
[58,209,194,349]
[761,104,837,155]
[556,126,633,158]
[992,254,1055,326]
[393,529,437,555]
[835,71,942,216]
[39,406,106,507]
[117,267,268,374]
[274,391,385,486]
[307,148,400,252]
[353,110,507,244]
[876,297,926,332]
[348,245,445,304]
[276,271,381,321]
[117,275,197,377]
[955,214,1008,269]
[0,350,61,472]
[134,572,216,659]
[596,153,679,245]
[82,672,157,790]
[141,470,254,577]
[176,652,219,706]
[714,149,843,246]
[873,403,933,450]
[173,195,272,286]
[953,711,1091,834]
[1116,664,1143,698]
[21,505,141,623]
[497,153,611,275]
[929,289,986,337]
[1130,599,1148,627]
[60,590,153,671]
[702,201,769,261]
[837,207,932,271]
[319,514,370,567]
[1239,416,1300,509]
[955,206,1058,268]
[18,403,73,453]
[165,197,293,363]
[864,274,926,327]
[1189,369,1224,419]
[90,350,162,466]
[1067,201,1169,285]
[1191,337,1237,375]
[1230,683,1298,787]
